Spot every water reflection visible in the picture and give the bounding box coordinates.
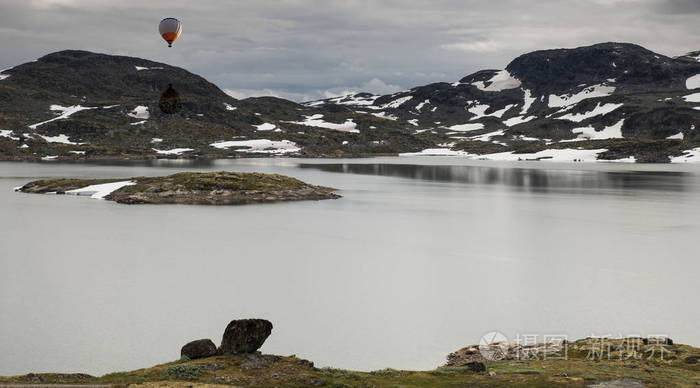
[159,83,182,114]
[299,163,692,193]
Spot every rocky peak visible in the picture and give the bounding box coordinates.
[5,49,232,103]
[505,42,700,95]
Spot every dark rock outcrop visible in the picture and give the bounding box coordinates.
[181,338,217,359]
[461,361,486,373]
[219,319,273,354]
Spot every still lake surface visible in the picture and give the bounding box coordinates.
[1,157,700,375]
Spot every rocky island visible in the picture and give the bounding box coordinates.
[1,319,699,387]
[16,171,340,205]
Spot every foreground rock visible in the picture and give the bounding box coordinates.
[219,319,273,354]
[17,171,340,205]
[3,336,700,387]
[181,339,217,360]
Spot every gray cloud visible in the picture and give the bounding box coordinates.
[0,0,698,101]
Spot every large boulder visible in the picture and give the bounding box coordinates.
[219,319,273,354]
[181,339,217,359]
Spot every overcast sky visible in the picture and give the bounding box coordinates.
[1,0,698,101]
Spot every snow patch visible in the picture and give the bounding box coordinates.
[477,148,607,162]
[670,148,700,163]
[415,99,430,111]
[28,105,98,129]
[286,114,359,133]
[556,102,623,122]
[66,181,136,199]
[224,103,237,111]
[382,96,413,109]
[548,84,616,108]
[209,139,300,154]
[686,74,700,89]
[370,111,397,120]
[683,92,700,103]
[568,119,625,141]
[468,104,489,120]
[130,120,147,126]
[128,106,150,119]
[151,138,163,143]
[0,130,19,140]
[469,103,516,120]
[521,89,535,114]
[134,66,163,71]
[446,123,485,132]
[399,148,470,156]
[472,70,521,92]
[469,130,505,142]
[255,123,277,131]
[407,119,419,126]
[37,134,80,144]
[152,148,194,155]
[503,115,537,127]
[666,132,684,140]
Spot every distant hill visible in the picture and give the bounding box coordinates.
[309,43,700,162]
[1,43,699,162]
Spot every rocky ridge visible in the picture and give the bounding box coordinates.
[1,43,699,162]
[309,43,700,162]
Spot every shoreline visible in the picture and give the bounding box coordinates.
[1,337,698,387]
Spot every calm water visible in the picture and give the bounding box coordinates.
[1,157,699,375]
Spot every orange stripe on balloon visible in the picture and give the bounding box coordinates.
[162,32,179,42]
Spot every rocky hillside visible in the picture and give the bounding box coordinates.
[0,50,432,160]
[310,43,700,162]
[1,43,699,162]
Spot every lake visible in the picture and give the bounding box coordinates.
[1,157,699,376]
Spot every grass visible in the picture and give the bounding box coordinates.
[2,339,700,387]
[121,171,307,194]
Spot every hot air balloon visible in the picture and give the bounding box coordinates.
[159,18,182,47]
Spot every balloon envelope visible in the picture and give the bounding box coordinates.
[159,18,181,47]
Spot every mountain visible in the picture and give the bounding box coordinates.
[1,43,699,162]
[0,50,431,160]
[309,42,700,162]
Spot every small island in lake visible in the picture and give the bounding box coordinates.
[17,171,340,205]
